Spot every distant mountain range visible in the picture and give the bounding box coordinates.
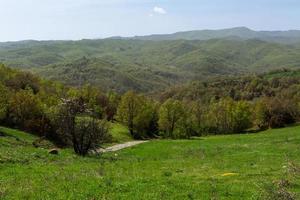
[1,27,300,93]
[112,27,300,44]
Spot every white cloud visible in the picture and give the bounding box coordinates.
[153,6,167,15]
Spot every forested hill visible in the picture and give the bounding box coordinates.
[124,27,300,44]
[1,38,300,92]
[158,69,300,102]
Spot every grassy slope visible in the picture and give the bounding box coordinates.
[109,123,133,144]
[0,126,300,199]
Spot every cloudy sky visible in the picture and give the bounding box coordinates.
[0,0,299,41]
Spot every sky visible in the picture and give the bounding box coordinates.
[0,0,299,42]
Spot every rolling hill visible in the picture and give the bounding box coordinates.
[124,27,300,44]
[1,31,300,92]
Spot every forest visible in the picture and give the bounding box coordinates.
[1,63,299,156]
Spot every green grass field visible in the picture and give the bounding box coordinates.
[0,125,300,199]
[109,123,133,144]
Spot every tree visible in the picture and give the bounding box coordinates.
[8,89,43,128]
[158,99,186,138]
[105,91,120,121]
[0,84,9,122]
[116,91,142,138]
[206,98,252,134]
[57,97,111,156]
[254,97,298,129]
[6,72,40,94]
[189,100,208,136]
[116,91,159,139]
[67,85,104,118]
[231,101,252,132]
[134,99,159,138]
[73,117,111,156]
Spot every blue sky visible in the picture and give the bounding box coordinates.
[0,0,299,41]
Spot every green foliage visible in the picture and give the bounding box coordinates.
[74,117,111,156]
[158,99,187,138]
[161,69,300,102]
[116,91,142,138]
[5,72,40,93]
[1,63,300,141]
[133,99,159,138]
[205,98,252,134]
[56,97,112,155]
[0,84,10,121]
[254,97,299,129]
[116,91,158,139]
[8,89,43,129]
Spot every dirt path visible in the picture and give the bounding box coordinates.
[97,141,148,153]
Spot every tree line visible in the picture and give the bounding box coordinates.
[1,64,299,155]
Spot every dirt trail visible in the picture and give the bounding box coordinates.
[97,141,148,153]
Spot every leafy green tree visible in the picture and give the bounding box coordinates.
[134,99,159,138]
[206,98,252,134]
[189,100,209,136]
[105,91,120,121]
[231,101,252,132]
[116,91,158,139]
[8,89,43,128]
[67,84,104,118]
[116,91,142,138]
[0,84,10,121]
[158,99,186,138]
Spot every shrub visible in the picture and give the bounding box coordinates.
[254,97,298,129]
[57,98,111,156]
[73,117,111,156]
[6,72,40,94]
[8,89,43,128]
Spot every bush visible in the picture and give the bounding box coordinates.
[254,97,298,129]
[8,89,43,129]
[73,117,111,156]
[57,98,111,156]
[6,72,40,94]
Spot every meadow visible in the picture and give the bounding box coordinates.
[1,125,299,199]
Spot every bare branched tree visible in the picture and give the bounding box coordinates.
[58,97,111,156]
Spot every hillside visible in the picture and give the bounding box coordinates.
[1,38,300,92]
[1,125,299,199]
[128,27,300,44]
[158,69,300,102]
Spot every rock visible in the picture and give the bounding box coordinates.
[48,149,59,155]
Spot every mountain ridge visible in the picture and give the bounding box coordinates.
[1,38,300,92]
[108,27,300,44]
[1,27,300,44]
